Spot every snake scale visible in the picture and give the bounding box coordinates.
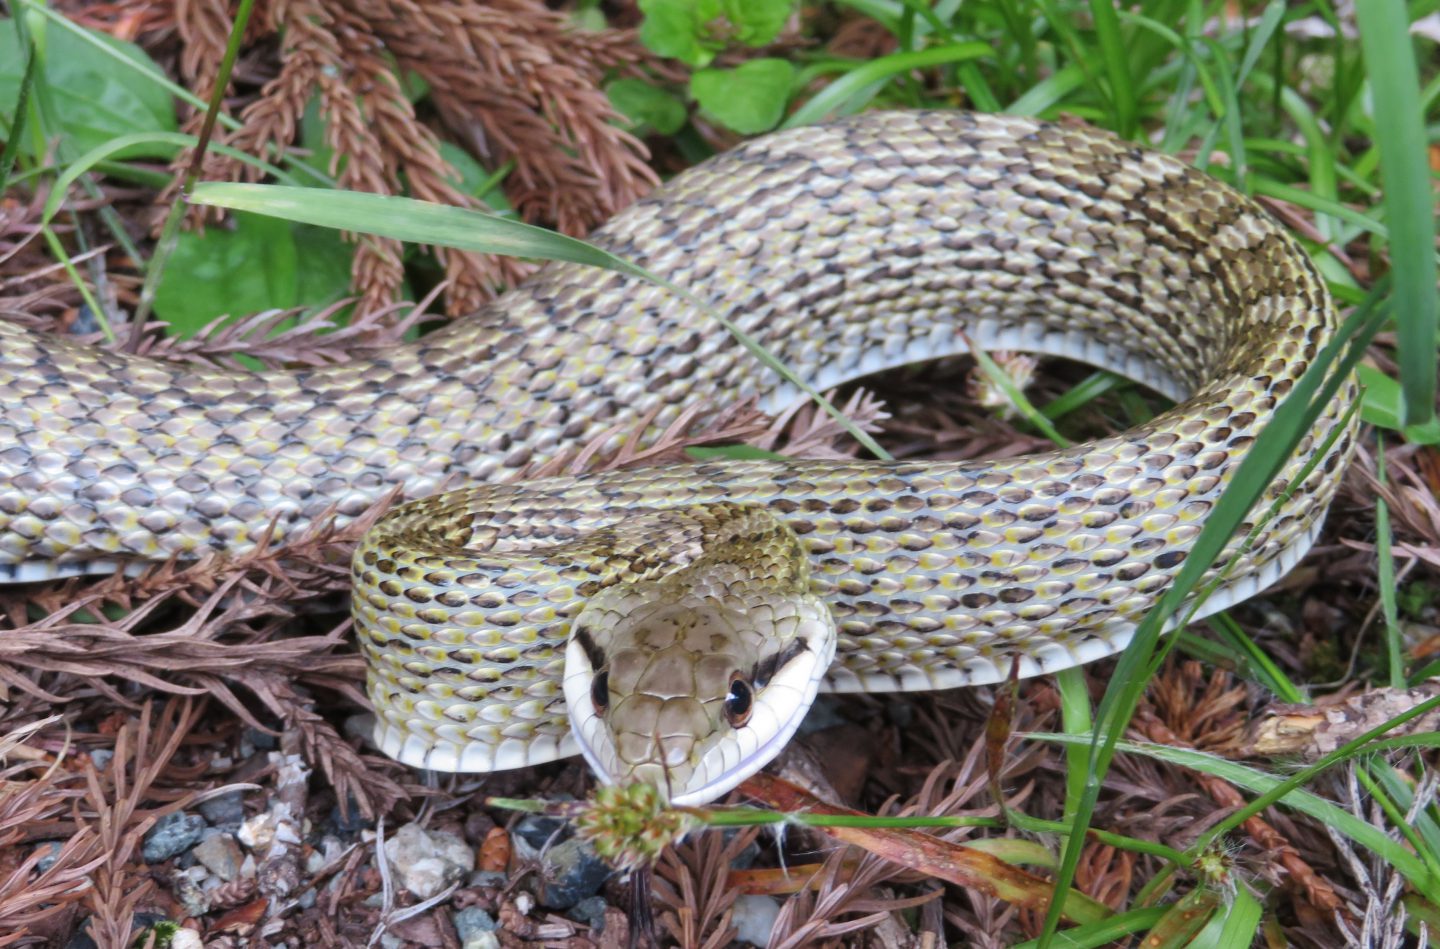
[1,112,1356,803]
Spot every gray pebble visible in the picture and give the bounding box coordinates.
[194,832,244,881]
[468,869,508,888]
[513,813,569,849]
[341,714,374,745]
[198,791,245,830]
[328,798,368,835]
[32,841,63,873]
[453,906,498,939]
[88,749,114,770]
[536,837,611,910]
[297,887,317,910]
[565,895,608,932]
[462,934,500,949]
[142,812,206,863]
[797,694,850,734]
[173,868,211,917]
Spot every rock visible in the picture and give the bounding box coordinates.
[565,895,608,932]
[536,837,610,910]
[237,812,276,849]
[32,841,63,872]
[173,867,211,917]
[88,749,114,770]
[170,929,203,949]
[245,726,279,751]
[342,713,375,745]
[796,694,849,734]
[194,832,244,881]
[513,811,570,849]
[468,869,508,888]
[463,933,500,949]
[142,812,206,863]
[198,791,245,829]
[383,823,475,900]
[732,894,781,947]
[454,906,498,942]
[298,887,317,910]
[327,797,369,835]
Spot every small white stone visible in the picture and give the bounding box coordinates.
[732,895,781,946]
[169,929,204,949]
[382,822,475,901]
[237,813,276,849]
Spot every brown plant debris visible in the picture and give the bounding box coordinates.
[158,0,664,314]
[1245,681,1440,759]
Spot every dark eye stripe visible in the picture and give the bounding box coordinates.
[752,637,810,690]
[572,624,606,671]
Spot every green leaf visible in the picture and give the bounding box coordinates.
[638,0,722,66]
[1357,363,1403,430]
[721,0,795,46]
[637,0,793,65]
[607,78,688,135]
[0,16,175,159]
[152,212,350,335]
[691,58,795,134]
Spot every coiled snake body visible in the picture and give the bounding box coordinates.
[0,112,1355,803]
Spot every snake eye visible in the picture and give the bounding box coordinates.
[591,671,610,715]
[723,674,753,728]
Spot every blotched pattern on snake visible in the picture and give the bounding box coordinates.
[0,112,1356,804]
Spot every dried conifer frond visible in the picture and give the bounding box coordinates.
[124,296,429,370]
[1134,660,1251,754]
[752,388,891,459]
[653,826,758,948]
[0,720,108,944]
[162,0,659,313]
[364,0,658,232]
[524,399,772,479]
[78,699,203,947]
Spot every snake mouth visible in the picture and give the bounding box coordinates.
[562,627,837,806]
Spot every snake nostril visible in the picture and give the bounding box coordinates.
[591,671,610,714]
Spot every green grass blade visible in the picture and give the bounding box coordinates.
[1086,0,1136,136]
[1355,2,1438,432]
[1036,285,1386,946]
[1374,444,1404,687]
[782,42,992,128]
[192,183,650,274]
[0,22,36,188]
[1033,733,1437,891]
[1011,907,1169,949]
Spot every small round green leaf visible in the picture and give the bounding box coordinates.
[691,59,796,134]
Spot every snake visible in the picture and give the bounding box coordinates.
[0,111,1356,805]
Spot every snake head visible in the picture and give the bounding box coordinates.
[562,583,836,807]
